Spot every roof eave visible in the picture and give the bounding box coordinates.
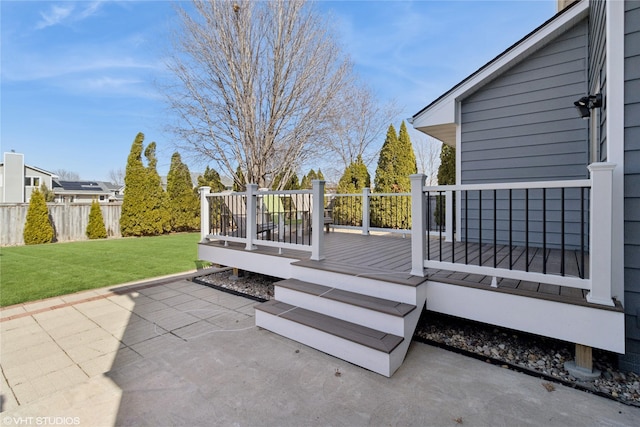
[411,0,589,140]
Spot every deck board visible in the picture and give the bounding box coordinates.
[202,230,620,311]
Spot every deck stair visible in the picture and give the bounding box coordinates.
[255,277,427,377]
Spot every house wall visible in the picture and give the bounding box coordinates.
[2,153,25,203]
[459,19,590,249]
[619,0,640,374]
[590,0,607,162]
[24,166,53,202]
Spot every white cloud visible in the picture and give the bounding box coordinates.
[36,4,75,29]
[35,1,104,30]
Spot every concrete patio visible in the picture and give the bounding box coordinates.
[1,272,639,426]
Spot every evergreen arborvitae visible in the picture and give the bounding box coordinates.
[233,166,246,192]
[121,133,148,236]
[272,170,300,190]
[334,156,370,226]
[40,183,55,202]
[434,143,456,225]
[317,169,325,181]
[197,166,225,192]
[167,152,200,232]
[437,144,456,185]
[374,124,398,192]
[144,142,171,234]
[86,200,107,239]
[23,188,54,245]
[372,122,417,229]
[120,133,170,236]
[300,169,318,189]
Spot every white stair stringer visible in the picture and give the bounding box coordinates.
[255,276,428,377]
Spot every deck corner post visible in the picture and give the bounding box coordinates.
[311,180,326,260]
[445,190,453,242]
[199,186,211,242]
[362,187,370,235]
[410,174,427,277]
[245,184,258,251]
[586,163,616,306]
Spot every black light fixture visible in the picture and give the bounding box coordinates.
[574,93,602,119]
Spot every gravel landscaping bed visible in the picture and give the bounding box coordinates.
[193,270,640,407]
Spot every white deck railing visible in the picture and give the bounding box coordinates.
[410,163,616,307]
[199,163,616,307]
[200,180,326,260]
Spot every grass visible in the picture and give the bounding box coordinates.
[0,233,208,307]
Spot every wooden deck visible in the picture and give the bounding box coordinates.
[201,230,620,312]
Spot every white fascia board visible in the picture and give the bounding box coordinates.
[412,0,589,130]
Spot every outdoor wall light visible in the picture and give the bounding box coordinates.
[574,93,602,119]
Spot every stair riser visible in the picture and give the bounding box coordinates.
[290,265,417,304]
[255,310,403,377]
[274,286,407,336]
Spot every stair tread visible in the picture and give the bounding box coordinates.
[276,279,415,317]
[256,300,403,353]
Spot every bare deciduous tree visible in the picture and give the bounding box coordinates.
[163,0,354,189]
[414,134,441,186]
[108,168,125,186]
[53,169,80,181]
[326,81,401,169]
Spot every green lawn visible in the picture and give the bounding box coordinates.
[0,233,208,307]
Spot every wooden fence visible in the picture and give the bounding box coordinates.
[0,203,122,246]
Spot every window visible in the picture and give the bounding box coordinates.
[99,195,105,201]
[24,177,40,187]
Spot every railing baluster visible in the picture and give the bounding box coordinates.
[509,189,513,270]
[526,189,529,272]
[581,187,585,279]
[439,191,443,261]
[465,190,468,264]
[493,189,497,269]
[427,192,431,260]
[561,187,565,276]
[451,191,455,264]
[543,188,547,275]
[478,190,482,266]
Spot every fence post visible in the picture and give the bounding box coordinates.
[199,186,211,242]
[362,187,370,235]
[445,190,453,242]
[587,163,615,306]
[410,174,427,277]
[311,180,326,260]
[245,184,258,251]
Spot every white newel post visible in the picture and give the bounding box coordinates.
[445,190,453,242]
[587,163,616,306]
[311,180,326,260]
[362,187,370,236]
[199,186,211,242]
[410,174,427,277]
[245,184,258,251]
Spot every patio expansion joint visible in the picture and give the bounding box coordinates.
[0,363,21,406]
[0,280,185,323]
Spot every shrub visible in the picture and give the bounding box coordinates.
[86,200,108,239]
[23,188,54,245]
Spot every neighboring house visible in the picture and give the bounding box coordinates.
[0,152,57,203]
[52,180,121,204]
[411,0,639,373]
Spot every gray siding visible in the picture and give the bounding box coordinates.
[590,0,607,162]
[459,20,589,249]
[620,0,640,374]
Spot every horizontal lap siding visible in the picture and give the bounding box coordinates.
[460,20,589,249]
[622,0,640,373]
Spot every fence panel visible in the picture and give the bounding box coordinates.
[0,203,122,246]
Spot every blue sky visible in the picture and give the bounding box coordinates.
[1,0,557,181]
